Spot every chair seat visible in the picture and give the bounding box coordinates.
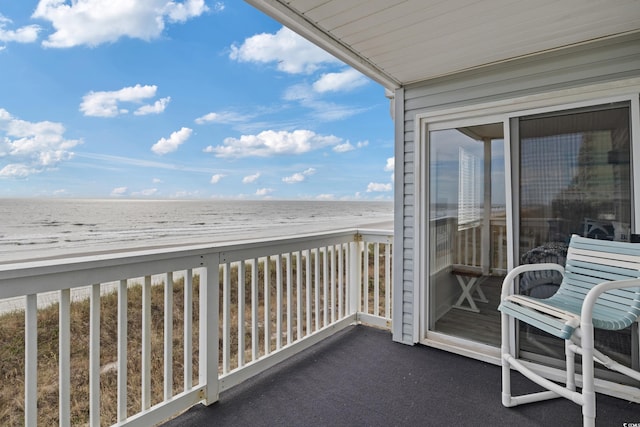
[498,297,577,339]
[499,291,638,340]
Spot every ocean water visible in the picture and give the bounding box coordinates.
[0,198,393,263]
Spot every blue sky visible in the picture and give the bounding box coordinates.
[0,1,394,200]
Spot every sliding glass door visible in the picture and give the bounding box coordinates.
[516,102,637,375]
[427,122,506,347]
[423,101,637,372]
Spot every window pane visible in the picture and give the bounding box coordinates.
[518,103,634,373]
[428,123,505,347]
[520,105,631,251]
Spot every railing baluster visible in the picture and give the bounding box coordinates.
[142,275,151,410]
[276,254,283,350]
[251,258,259,361]
[457,228,462,265]
[314,248,320,332]
[184,269,193,390]
[238,261,246,367]
[117,279,128,422]
[25,294,37,427]
[59,289,71,427]
[264,257,271,355]
[89,283,100,427]
[343,244,348,315]
[338,244,344,319]
[348,240,361,315]
[385,243,391,318]
[472,227,477,266]
[164,273,173,401]
[322,247,328,327]
[374,243,380,317]
[223,264,231,374]
[305,250,312,337]
[364,243,369,314]
[330,245,336,323]
[286,253,292,345]
[296,250,302,340]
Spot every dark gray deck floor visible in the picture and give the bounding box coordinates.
[163,325,638,427]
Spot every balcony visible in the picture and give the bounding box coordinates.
[1,227,637,426]
[164,325,639,427]
[0,228,393,426]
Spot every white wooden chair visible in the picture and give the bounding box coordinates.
[499,234,640,426]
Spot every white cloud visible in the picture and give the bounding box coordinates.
[283,173,305,184]
[76,152,215,173]
[210,173,225,184]
[0,14,41,46]
[33,0,210,48]
[111,186,128,196]
[283,83,369,122]
[0,108,82,178]
[81,84,164,117]
[195,111,248,125]
[205,129,340,158]
[282,167,315,184]
[357,141,369,148]
[312,69,368,93]
[242,172,260,184]
[333,142,354,153]
[229,27,339,74]
[255,188,273,196]
[134,96,171,115]
[211,2,225,13]
[151,127,192,155]
[152,177,163,183]
[384,157,395,172]
[366,182,392,192]
[164,0,209,22]
[0,164,37,178]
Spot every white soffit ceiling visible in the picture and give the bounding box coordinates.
[246,0,640,89]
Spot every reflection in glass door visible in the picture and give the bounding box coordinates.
[428,123,505,347]
[517,103,637,377]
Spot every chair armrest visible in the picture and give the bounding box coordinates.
[581,278,640,325]
[501,263,565,299]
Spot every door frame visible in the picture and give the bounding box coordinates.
[414,78,640,371]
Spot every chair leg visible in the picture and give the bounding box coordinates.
[500,311,565,408]
[581,324,596,427]
[501,312,513,406]
[565,340,576,391]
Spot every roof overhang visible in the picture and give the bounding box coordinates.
[246,0,640,90]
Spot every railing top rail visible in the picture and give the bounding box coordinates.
[0,228,394,298]
[0,228,365,270]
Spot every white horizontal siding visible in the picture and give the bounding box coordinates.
[404,33,640,112]
[397,32,640,345]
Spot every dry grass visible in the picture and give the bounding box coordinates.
[0,276,202,426]
[0,246,390,426]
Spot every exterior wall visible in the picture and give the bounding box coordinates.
[393,32,640,345]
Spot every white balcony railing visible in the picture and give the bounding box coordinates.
[0,228,392,426]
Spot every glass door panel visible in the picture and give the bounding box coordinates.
[517,103,636,375]
[428,123,505,347]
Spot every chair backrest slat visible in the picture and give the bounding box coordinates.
[550,235,640,330]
